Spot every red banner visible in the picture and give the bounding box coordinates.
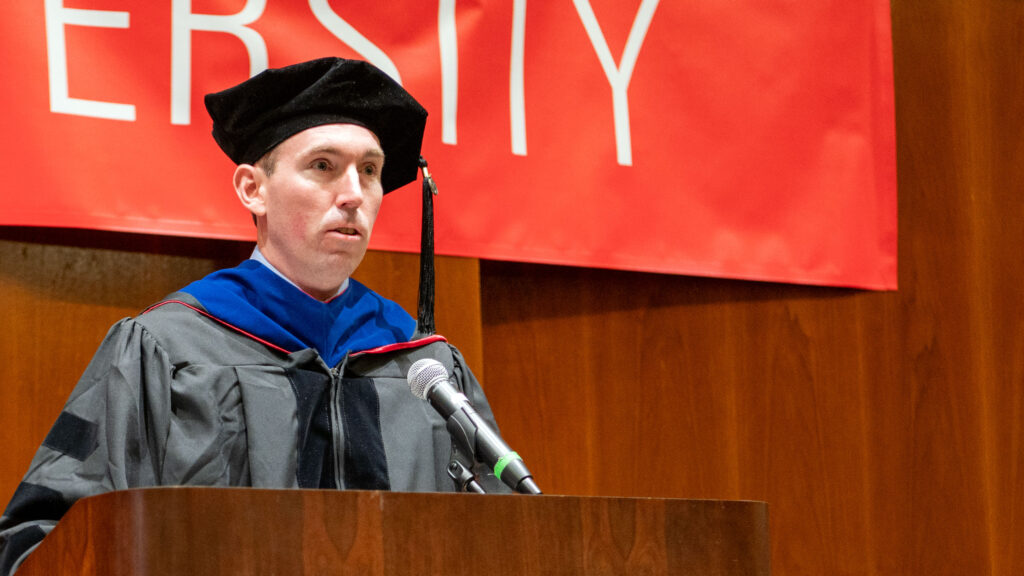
[0,1,896,289]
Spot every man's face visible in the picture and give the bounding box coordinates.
[249,123,385,300]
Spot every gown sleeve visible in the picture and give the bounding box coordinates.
[0,318,170,575]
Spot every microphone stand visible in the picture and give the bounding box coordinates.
[447,460,486,494]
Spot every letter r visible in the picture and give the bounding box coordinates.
[170,0,268,125]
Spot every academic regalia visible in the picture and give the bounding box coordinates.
[0,260,503,574]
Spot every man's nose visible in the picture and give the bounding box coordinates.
[334,165,365,209]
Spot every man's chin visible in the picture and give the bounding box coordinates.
[319,256,361,285]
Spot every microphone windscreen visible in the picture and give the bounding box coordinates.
[407,358,448,400]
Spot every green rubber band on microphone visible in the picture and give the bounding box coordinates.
[494,452,522,480]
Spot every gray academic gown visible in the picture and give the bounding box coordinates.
[0,292,501,574]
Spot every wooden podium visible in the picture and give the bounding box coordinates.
[17,488,769,575]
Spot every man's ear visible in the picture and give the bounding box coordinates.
[234,164,267,217]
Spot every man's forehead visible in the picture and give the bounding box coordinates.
[282,123,384,157]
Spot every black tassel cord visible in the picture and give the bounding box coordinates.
[415,156,438,337]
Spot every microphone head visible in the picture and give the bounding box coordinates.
[407,358,449,400]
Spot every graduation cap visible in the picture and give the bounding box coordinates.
[205,57,440,336]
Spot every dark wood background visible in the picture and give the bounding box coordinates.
[1,2,1021,574]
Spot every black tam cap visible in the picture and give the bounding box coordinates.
[204,57,428,193]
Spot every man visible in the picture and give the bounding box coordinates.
[0,58,504,574]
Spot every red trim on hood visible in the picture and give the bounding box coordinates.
[142,300,293,355]
[349,334,448,357]
[143,300,442,358]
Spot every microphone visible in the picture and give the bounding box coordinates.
[407,359,541,495]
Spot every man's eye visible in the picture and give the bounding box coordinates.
[312,160,331,171]
[363,164,379,177]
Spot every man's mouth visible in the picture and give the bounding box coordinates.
[332,227,360,236]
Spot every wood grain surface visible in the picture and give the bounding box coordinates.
[16,488,768,576]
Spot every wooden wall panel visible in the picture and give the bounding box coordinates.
[478,2,1024,575]
[0,228,482,508]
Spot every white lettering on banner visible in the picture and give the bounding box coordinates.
[171,0,267,125]
[310,0,401,85]
[38,2,649,165]
[439,0,458,145]
[572,0,659,166]
[44,0,135,121]
[510,0,527,155]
